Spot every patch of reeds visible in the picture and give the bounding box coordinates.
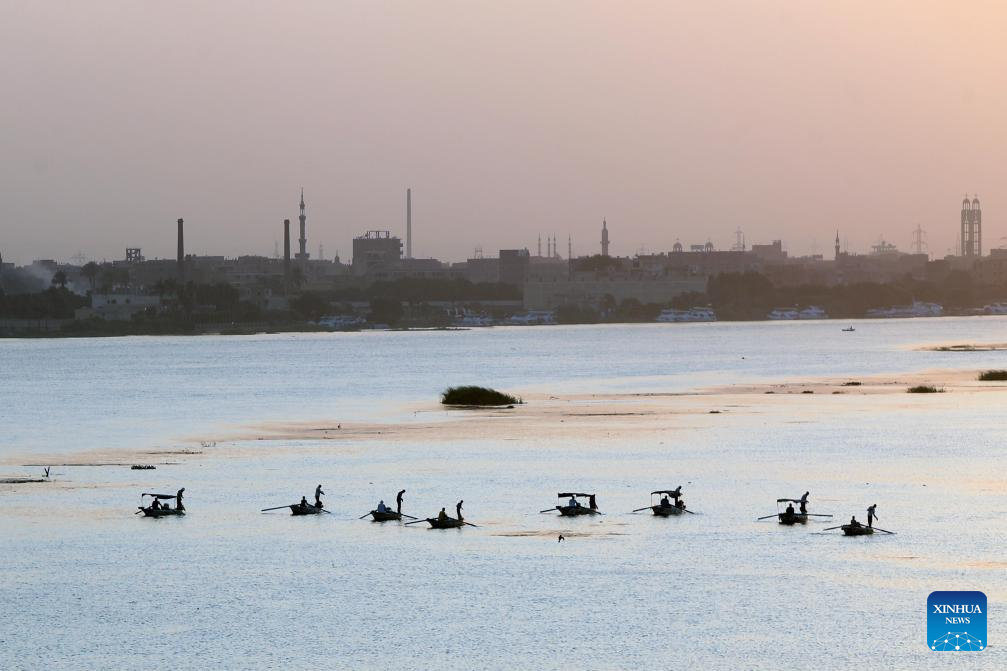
[441,386,521,406]
[978,370,1007,381]
[906,385,944,394]
[841,381,862,386]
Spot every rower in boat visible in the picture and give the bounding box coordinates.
[438,507,448,523]
[867,504,878,528]
[315,484,325,509]
[456,500,464,521]
[376,500,389,513]
[550,493,601,516]
[799,492,809,515]
[176,488,185,512]
[397,489,406,514]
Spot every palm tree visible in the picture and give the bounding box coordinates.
[51,270,68,289]
[81,262,99,290]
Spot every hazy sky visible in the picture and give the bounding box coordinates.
[2,1,1006,264]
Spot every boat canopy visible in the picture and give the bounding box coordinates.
[557,492,592,498]
[776,498,801,503]
[142,493,177,500]
[652,490,681,496]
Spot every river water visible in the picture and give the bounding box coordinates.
[1,318,1006,669]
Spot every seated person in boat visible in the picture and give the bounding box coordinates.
[376,500,388,513]
[785,502,795,516]
[151,499,161,510]
[300,496,309,509]
[660,495,671,508]
[848,515,861,528]
[438,507,449,523]
[568,496,579,508]
[676,498,686,510]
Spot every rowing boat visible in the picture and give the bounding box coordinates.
[552,492,601,516]
[842,524,874,536]
[290,502,323,516]
[652,504,685,517]
[778,511,808,525]
[370,510,403,522]
[139,506,185,518]
[426,516,465,529]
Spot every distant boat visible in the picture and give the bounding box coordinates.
[865,301,943,318]
[842,326,855,332]
[656,307,716,323]
[767,306,828,320]
[507,310,556,325]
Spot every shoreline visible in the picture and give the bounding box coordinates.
[3,365,1003,474]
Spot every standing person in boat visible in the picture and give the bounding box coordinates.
[315,484,325,508]
[456,500,464,521]
[670,486,682,502]
[396,489,406,514]
[799,492,809,515]
[588,494,598,510]
[175,488,185,511]
[437,507,448,523]
[867,504,878,528]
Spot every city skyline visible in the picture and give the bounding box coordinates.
[3,3,1006,262]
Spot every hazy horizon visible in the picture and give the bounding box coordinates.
[3,1,1005,265]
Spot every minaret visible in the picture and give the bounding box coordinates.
[601,219,610,257]
[296,189,309,262]
[537,235,542,258]
[834,230,840,261]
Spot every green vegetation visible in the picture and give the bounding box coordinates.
[0,287,87,319]
[907,385,944,394]
[978,370,1007,381]
[441,386,521,406]
[841,381,862,386]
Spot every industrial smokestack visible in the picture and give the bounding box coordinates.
[283,218,291,292]
[176,218,184,282]
[406,188,412,259]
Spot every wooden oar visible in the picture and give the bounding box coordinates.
[359,511,374,519]
[401,513,418,520]
[806,513,833,517]
[631,506,652,513]
[318,508,333,514]
[756,514,777,520]
[539,508,557,513]
[682,509,697,515]
[823,525,843,531]
[871,526,896,534]
[261,505,293,512]
[463,521,479,527]
[404,518,429,525]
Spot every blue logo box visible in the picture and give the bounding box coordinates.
[928,591,986,651]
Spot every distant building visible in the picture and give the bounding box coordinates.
[352,231,402,276]
[499,249,530,287]
[750,240,786,262]
[601,219,610,257]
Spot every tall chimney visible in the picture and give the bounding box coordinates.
[406,188,412,259]
[283,218,291,292]
[176,218,184,282]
